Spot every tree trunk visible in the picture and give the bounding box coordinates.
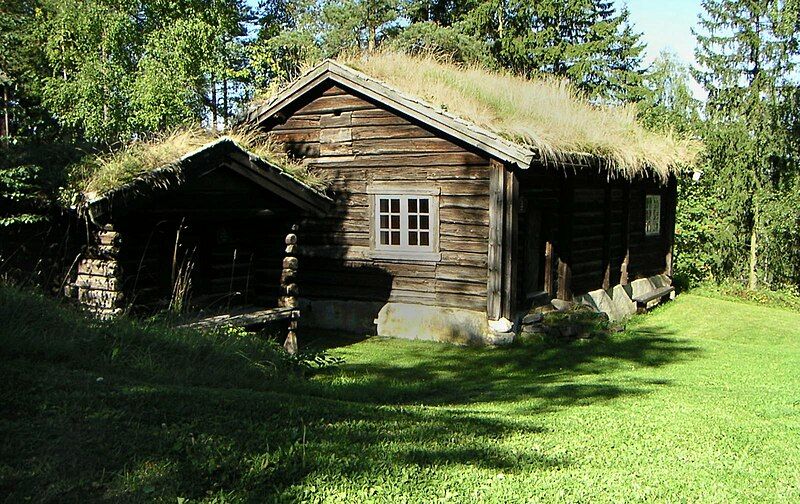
[2,84,9,141]
[498,1,504,39]
[211,77,217,130]
[749,204,758,290]
[368,25,376,52]
[222,76,228,129]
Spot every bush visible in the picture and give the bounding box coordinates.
[691,280,800,311]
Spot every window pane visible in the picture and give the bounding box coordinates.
[380,215,389,229]
[419,215,429,230]
[409,232,418,245]
[391,231,400,245]
[391,215,400,229]
[380,231,389,245]
[408,215,417,229]
[420,232,430,246]
[409,198,417,213]
[380,198,388,213]
[390,198,400,213]
[420,198,429,213]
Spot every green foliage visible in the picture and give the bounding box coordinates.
[249,29,322,89]
[320,0,402,54]
[0,283,306,390]
[3,286,800,500]
[638,51,701,134]
[0,164,47,226]
[459,0,647,103]
[387,21,492,65]
[694,0,800,290]
[691,280,800,311]
[31,0,251,142]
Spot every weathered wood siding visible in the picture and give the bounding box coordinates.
[261,83,491,311]
[520,169,675,299]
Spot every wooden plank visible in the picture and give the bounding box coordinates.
[602,185,612,290]
[620,182,631,285]
[78,259,119,277]
[295,94,374,115]
[665,176,677,277]
[487,160,504,320]
[181,307,296,330]
[502,168,519,318]
[351,124,436,140]
[544,239,555,297]
[352,137,467,156]
[307,152,488,168]
[556,177,573,301]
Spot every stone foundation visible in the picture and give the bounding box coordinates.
[300,298,505,345]
[574,274,674,321]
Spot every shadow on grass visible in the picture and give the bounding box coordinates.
[0,285,701,502]
[304,326,700,412]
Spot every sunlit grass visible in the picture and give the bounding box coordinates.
[2,286,799,502]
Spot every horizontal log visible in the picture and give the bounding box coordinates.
[351,124,435,141]
[353,137,467,156]
[78,259,119,277]
[308,151,488,168]
[78,288,124,308]
[295,94,374,114]
[75,274,120,291]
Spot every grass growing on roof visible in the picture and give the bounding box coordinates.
[338,52,700,180]
[4,284,800,501]
[65,126,327,203]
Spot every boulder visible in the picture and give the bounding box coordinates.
[489,317,514,333]
[551,299,575,311]
[522,312,544,325]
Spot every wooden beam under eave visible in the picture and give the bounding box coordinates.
[501,167,519,319]
[664,175,678,277]
[602,184,612,290]
[487,160,505,320]
[620,181,631,286]
[556,176,573,301]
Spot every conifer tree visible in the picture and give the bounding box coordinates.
[460,0,646,102]
[694,0,800,289]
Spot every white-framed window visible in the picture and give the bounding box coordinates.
[645,194,661,236]
[368,185,441,262]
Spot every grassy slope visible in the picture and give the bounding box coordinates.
[2,289,799,502]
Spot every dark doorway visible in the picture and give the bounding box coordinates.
[520,207,551,307]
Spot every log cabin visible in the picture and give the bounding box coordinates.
[71,53,696,346]
[240,54,695,343]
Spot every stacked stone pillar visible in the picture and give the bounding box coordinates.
[279,225,300,354]
[74,224,124,319]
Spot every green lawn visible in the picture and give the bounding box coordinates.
[2,288,800,502]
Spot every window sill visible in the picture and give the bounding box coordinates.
[370,250,442,263]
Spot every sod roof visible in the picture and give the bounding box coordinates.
[249,52,700,181]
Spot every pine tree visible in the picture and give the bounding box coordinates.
[460,0,646,103]
[694,0,800,289]
[321,0,402,55]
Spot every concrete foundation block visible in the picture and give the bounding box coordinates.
[376,302,494,345]
[299,298,384,336]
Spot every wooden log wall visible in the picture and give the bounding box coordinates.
[112,215,289,311]
[520,169,675,300]
[263,84,492,312]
